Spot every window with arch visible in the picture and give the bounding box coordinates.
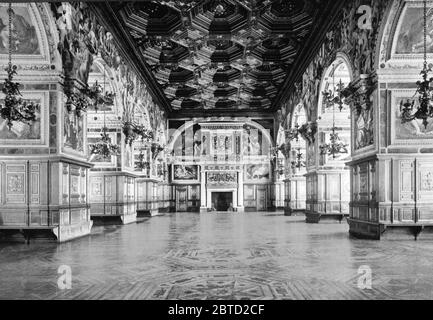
[318,58,352,163]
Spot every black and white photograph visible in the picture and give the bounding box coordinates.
[0,0,433,313]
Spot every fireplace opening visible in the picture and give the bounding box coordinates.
[211,192,233,211]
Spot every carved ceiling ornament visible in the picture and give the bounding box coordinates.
[114,0,317,111]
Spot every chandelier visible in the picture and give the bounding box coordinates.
[298,121,317,145]
[320,64,348,159]
[320,126,348,159]
[291,147,305,172]
[135,149,150,172]
[400,0,433,129]
[89,69,119,158]
[86,70,116,113]
[322,78,345,112]
[123,121,154,146]
[90,124,120,159]
[0,3,39,130]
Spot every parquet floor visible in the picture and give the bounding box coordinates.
[1,212,433,300]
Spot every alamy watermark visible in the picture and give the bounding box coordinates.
[357,265,372,290]
[57,265,72,290]
[357,5,372,30]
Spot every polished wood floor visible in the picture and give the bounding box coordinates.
[0,212,432,300]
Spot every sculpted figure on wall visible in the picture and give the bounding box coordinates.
[55,3,96,83]
[53,1,167,150]
[343,75,376,151]
[281,0,391,152]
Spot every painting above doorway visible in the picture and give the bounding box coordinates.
[173,164,199,182]
[245,164,270,181]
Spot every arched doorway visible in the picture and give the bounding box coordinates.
[286,103,308,216]
[305,57,352,223]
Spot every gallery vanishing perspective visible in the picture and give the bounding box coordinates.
[0,0,433,300]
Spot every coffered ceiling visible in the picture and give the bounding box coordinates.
[90,0,345,117]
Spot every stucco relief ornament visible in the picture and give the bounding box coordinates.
[286,123,300,142]
[0,3,39,130]
[298,121,317,145]
[278,142,291,159]
[151,142,165,160]
[400,0,433,129]
[320,63,348,158]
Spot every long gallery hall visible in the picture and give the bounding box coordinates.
[0,0,433,300]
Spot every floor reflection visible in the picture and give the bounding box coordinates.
[0,212,432,300]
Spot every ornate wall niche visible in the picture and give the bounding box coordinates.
[62,105,85,155]
[390,90,433,146]
[0,91,48,147]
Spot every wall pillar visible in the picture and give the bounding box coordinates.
[200,166,207,212]
[237,169,244,212]
[0,79,93,242]
[346,72,433,240]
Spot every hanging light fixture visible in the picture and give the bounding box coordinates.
[87,69,116,113]
[135,147,150,174]
[322,64,345,112]
[291,147,305,172]
[400,0,433,129]
[320,126,348,159]
[320,64,348,159]
[0,3,39,130]
[90,123,120,159]
[89,69,120,158]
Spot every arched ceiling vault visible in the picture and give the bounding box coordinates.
[89,0,346,118]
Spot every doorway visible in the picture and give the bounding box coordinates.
[176,187,188,212]
[257,188,267,211]
[211,192,233,211]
